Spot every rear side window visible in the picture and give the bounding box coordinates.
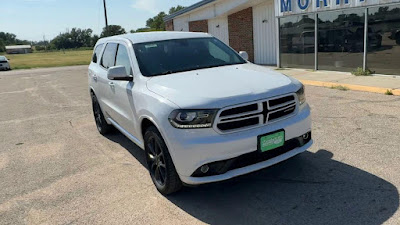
[115,45,133,75]
[92,44,104,63]
[101,43,118,69]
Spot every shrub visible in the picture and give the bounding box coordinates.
[351,67,373,76]
[385,89,394,95]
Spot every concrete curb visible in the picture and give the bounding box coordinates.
[300,80,400,96]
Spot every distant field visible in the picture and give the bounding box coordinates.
[3,50,92,70]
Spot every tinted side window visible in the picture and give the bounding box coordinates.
[115,44,133,75]
[101,43,118,69]
[92,44,103,63]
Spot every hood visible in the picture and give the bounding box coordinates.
[146,63,301,109]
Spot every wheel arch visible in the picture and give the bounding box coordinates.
[89,87,96,96]
[140,116,162,141]
[139,115,172,154]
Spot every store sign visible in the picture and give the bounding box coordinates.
[276,0,400,16]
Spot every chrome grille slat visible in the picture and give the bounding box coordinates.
[218,103,262,121]
[214,94,298,133]
[218,115,262,124]
[268,102,296,114]
[268,100,296,111]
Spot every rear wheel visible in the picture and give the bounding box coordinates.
[91,92,112,135]
[144,126,182,195]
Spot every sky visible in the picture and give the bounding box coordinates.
[0,0,199,42]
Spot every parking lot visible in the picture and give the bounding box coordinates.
[0,66,399,225]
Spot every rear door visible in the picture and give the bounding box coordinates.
[97,42,118,116]
[89,43,104,96]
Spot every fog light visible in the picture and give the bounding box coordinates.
[302,133,309,140]
[200,165,209,173]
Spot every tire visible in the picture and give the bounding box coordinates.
[91,92,113,135]
[144,126,182,195]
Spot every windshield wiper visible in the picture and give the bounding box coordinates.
[158,70,174,75]
[154,62,244,76]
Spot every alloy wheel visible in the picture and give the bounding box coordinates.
[146,136,167,187]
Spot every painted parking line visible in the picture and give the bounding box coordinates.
[300,80,400,96]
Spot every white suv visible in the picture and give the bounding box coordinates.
[88,32,312,195]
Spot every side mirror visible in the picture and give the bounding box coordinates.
[239,51,249,61]
[107,65,133,81]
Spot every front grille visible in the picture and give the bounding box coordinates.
[217,117,259,131]
[0,61,7,63]
[214,94,297,133]
[269,95,294,107]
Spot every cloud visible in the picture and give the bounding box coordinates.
[131,0,159,15]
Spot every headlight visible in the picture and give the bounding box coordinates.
[168,109,218,129]
[296,85,306,105]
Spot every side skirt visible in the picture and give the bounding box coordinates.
[106,117,144,149]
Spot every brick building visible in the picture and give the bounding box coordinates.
[164,0,400,75]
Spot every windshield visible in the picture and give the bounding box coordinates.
[0,56,6,61]
[133,37,246,76]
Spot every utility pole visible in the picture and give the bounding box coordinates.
[43,34,46,51]
[103,0,108,28]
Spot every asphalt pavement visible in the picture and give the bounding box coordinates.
[0,66,399,224]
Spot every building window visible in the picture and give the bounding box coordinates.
[280,15,315,69]
[367,5,400,75]
[317,9,365,72]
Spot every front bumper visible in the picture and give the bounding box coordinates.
[181,140,312,185]
[0,63,10,70]
[162,104,312,185]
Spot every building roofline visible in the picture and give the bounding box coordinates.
[5,45,32,49]
[163,0,216,22]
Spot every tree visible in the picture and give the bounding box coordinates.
[91,35,100,47]
[140,6,185,32]
[50,28,95,50]
[100,25,126,38]
[169,5,185,15]
[0,39,5,52]
[0,32,30,52]
[146,12,167,30]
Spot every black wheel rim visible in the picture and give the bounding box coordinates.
[147,136,167,187]
[93,100,102,129]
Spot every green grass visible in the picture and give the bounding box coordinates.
[3,50,92,70]
[385,89,394,95]
[331,85,349,91]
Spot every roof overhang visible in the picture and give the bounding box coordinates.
[163,0,216,22]
[5,45,32,50]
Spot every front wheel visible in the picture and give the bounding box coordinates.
[91,92,113,135]
[144,126,182,195]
